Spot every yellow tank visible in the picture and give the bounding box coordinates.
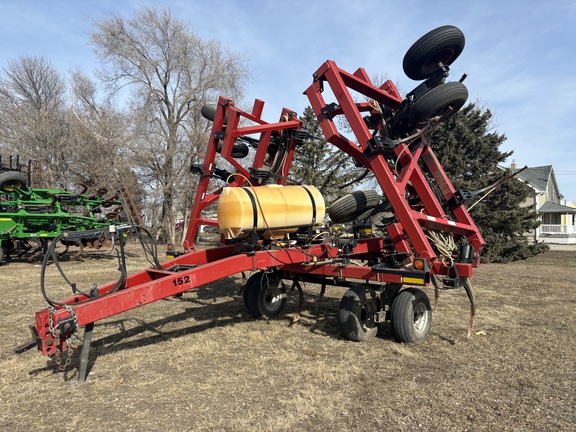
[217,185,325,239]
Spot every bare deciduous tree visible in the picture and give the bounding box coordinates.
[90,6,249,243]
[0,56,71,188]
[68,70,142,202]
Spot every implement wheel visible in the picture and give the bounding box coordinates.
[328,190,380,223]
[339,284,380,342]
[0,171,27,193]
[244,272,287,319]
[403,25,465,80]
[391,288,432,343]
[216,140,249,159]
[201,104,228,124]
[409,81,468,129]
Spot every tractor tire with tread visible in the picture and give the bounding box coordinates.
[216,141,249,159]
[408,81,468,130]
[201,104,228,124]
[339,284,380,342]
[391,288,432,343]
[403,25,465,81]
[0,171,28,193]
[328,190,380,223]
[244,272,287,319]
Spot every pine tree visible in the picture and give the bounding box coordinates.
[291,106,359,204]
[427,103,547,262]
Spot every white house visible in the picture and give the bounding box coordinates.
[512,163,576,244]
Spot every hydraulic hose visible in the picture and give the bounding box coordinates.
[39,224,162,307]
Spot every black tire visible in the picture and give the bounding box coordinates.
[328,190,380,223]
[216,141,249,159]
[201,104,228,124]
[0,244,4,263]
[242,274,255,308]
[408,81,468,129]
[339,284,380,342]
[391,288,432,343]
[244,272,287,319]
[403,25,465,80]
[0,171,27,193]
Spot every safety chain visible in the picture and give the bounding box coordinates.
[48,305,79,371]
[47,306,60,338]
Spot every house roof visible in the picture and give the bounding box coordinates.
[538,201,576,214]
[514,165,552,192]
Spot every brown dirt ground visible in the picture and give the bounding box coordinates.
[0,243,574,431]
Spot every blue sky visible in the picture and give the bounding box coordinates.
[1,0,575,201]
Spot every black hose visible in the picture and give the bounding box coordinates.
[39,223,163,308]
[133,225,162,269]
[40,227,128,307]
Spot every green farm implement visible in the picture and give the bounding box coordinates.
[0,170,126,263]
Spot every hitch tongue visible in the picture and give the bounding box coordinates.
[14,325,40,354]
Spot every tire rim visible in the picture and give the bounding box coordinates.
[413,302,429,333]
[361,300,377,330]
[263,285,284,314]
[4,180,22,191]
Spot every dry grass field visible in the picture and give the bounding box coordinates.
[0,242,574,431]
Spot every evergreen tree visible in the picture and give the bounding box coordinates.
[291,106,359,203]
[427,103,547,263]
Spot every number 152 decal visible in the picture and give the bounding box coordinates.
[171,275,190,286]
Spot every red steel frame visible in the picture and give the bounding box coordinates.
[31,60,485,361]
[182,98,301,251]
[304,60,484,261]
